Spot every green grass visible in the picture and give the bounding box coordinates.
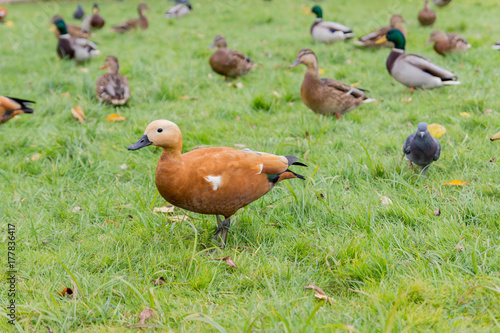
[1,0,500,331]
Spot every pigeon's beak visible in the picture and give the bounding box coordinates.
[375,36,388,45]
[289,60,301,68]
[419,132,425,138]
[128,135,152,151]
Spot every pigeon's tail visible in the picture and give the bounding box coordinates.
[442,81,461,86]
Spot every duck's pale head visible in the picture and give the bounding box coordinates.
[289,48,318,69]
[99,55,120,74]
[128,120,183,151]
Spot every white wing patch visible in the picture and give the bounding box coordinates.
[204,176,222,190]
[257,164,263,174]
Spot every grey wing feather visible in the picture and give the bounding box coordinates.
[74,38,97,50]
[403,134,414,155]
[433,138,441,161]
[322,79,366,98]
[360,26,390,41]
[318,21,352,33]
[403,54,457,79]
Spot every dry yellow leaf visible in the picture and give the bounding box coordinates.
[61,92,71,98]
[153,206,175,214]
[105,114,126,122]
[30,153,42,161]
[427,123,447,138]
[350,82,360,88]
[305,284,334,305]
[71,106,85,122]
[272,91,282,99]
[318,68,326,75]
[5,21,14,27]
[460,112,471,118]
[179,95,190,100]
[80,67,88,73]
[442,180,470,186]
[490,132,500,141]
[166,215,190,222]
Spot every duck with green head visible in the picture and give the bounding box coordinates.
[309,5,354,44]
[54,17,99,62]
[377,29,460,90]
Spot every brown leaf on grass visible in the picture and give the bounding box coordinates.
[58,287,74,299]
[30,153,42,161]
[72,206,82,213]
[139,308,154,325]
[345,185,351,190]
[105,113,126,122]
[484,109,492,115]
[305,284,334,305]
[152,277,165,286]
[433,209,441,216]
[455,243,464,251]
[227,82,243,89]
[71,106,85,122]
[153,205,174,214]
[442,180,470,186]
[166,215,190,222]
[215,256,238,268]
[427,123,446,139]
[402,97,412,103]
[305,131,310,139]
[60,92,71,98]
[103,219,118,227]
[235,116,241,121]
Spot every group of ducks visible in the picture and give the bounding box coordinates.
[1,0,499,248]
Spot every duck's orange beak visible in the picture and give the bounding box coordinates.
[128,135,152,150]
[99,63,108,70]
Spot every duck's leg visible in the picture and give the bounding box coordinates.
[212,216,231,248]
[336,113,341,120]
[410,87,415,94]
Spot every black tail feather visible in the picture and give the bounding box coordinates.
[285,155,307,168]
[6,96,35,113]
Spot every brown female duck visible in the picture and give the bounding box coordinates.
[418,1,436,26]
[426,30,470,56]
[112,3,150,33]
[96,56,130,105]
[209,35,254,79]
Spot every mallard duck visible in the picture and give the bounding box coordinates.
[112,3,150,33]
[53,17,99,62]
[0,96,34,124]
[492,41,500,50]
[165,3,192,18]
[433,0,451,7]
[403,122,441,175]
[378,29,460,90]
[82,4,105,32]
[128,120,306,248]
[309,5,354,43]
[73,4,84,20]
[0,7,7,23]
[209,35,254,79]
[354,14,407,47]
[95,56,130,105]
[289,49,375,119]
[50,15,92,39]
[418,0,436,26]
[426,31,470,56]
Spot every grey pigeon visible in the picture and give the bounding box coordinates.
[403,122,441,175]
[73,4,85,20]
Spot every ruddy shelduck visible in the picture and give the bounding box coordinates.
[128,120,306,248]
[0,96,35,124]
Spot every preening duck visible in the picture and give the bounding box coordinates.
[128,120,306,248]
[354,14,407,48]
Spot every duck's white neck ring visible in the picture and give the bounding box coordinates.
[391,48,405,53]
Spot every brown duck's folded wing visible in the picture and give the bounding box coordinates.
[404,54,457,79]
[359,26,390,42]
[322,79,367,98]
[113,19,139,32]
[229,50,253,64]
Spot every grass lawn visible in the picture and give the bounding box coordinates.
[1,0,500,331]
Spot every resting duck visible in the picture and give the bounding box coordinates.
[0,96,34,124]
[82,3,105,32]
[418,0,436,26]
[209,35,254,79]
[403,122,441,175]
[112,3,150,33]
[165,3,192,18]
[354,14,407,48]
[427,31,470,56]
[50,15,92,39]
[0,7,7,24]
[309,5,354,43]
[378,29,460,91]
[492,41,500,50]
[73,4,84,20]
[96,56,130,105]
[53,17,99,62]
[433,0,451,7]
[128,120,306,248]
[289,49,375,119]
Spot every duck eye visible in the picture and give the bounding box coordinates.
[157,128,163,133]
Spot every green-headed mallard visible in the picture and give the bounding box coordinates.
[96,56,130,105]
[289,49,375,119]
[112,3,150,33]
[50,15,92,39]
[433,0,451,7]
[378,29,460,90]
[418,0,436,26]
[309,5,354,43]
[82,3,105,32]
[354,14,407,47]
[0,96,34,124]
[54,17,99,62]
[426,31,470,56]
[209,35,254,79]
[165,3,192,18]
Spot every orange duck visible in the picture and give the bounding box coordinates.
[0,96,34,124]
[128,120,306,248]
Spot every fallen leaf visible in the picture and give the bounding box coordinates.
[72,206,82,213]
[80,67,88,73]
[227,82,244,89]
[427,123,447,139]
[103,219,119,226]
[30,153,42,161]
[235,116,241,121]
[120,164,127,170]
[179,95,190,100]
[345,185,351,190]
[485,109,492,115]
[208,73,213,79]
[380,196,393,206]
[345,59,352,64]
[318,68,326,75]
[5,20,14,27]
[58,287,74,299]
[490,132,500,141]
[71,106,85,122]
[305,131,310,139]
[215,256,237,268]
[153,205,175,214]
[305,284,334,305]
[166,215,190,222]
[442,180,470,186]
[272,91,282,98]
[402,97,412,103]
[105,113,125,122]
[460,112,471,118]
[433,209,441,216]
[455,243,464,251]
[60,92,71,98]
[152,277,165,286]
[138,308,154,325]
